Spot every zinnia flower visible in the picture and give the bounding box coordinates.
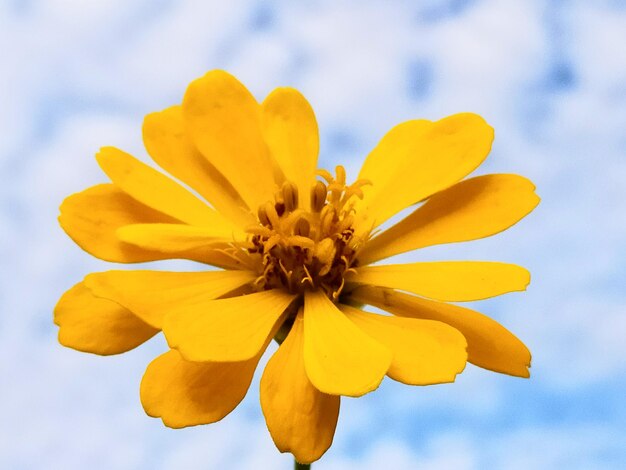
[55,70,539,465]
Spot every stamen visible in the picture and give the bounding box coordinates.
[335,165,346,186]
[250,166,373,301]
[337,214,354,232]
[282,209,307,232]
[316,169,334,184]
[332,277,346,301]
[341,187,363,205]
[246,225,273,236]
[263,234,281,253]
[315,238,336,276]
[293,217,310,237]
[278,259,293,284]
[319,205,337,235]
[263,201,280,228]
[282,181,299,212]
[285,235,315,249]
[274,201,286,217]
[257,204,270,227]
[211,246,254,267]
[301,264,315,287]
[311,181,327,212]
[349,178,372,190]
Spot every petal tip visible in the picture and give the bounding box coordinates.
[532,191,542,209]
[95,145,118,166]
[115,225,138,245]
[522,269,532,290]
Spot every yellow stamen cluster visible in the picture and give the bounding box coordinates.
[247,166,370,301]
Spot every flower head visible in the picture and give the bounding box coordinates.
[55,70,539,464]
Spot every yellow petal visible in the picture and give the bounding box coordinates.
[261,88,319,210]
[350,286,531,377]
[348,261,530,302]
[359,174,540,264]
[96,146,233,228]
[261,312,339,464]
[140,349,260,428]
[58,184,178,263]
[116,223,242,253]
[59,185,245,268]
[54,282,157,355]
[182,70,277,210]
[356,113,494,230]
[84,270,256,328]
[143,106,255,228]
[163,290,296,362]
[357,119,431,193]
[340,305,467,385]
[303,290,391,397]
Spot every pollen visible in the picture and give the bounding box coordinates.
[247,166,371,300]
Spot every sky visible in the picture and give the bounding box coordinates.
[1,0,625,469]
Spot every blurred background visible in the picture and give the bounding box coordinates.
[1,1,625,468]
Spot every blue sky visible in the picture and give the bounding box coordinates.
[1,1,625,469]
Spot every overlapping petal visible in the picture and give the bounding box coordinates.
[261,312,339,464]
[54,282,158,355]
[163,290,296,362]
[58,184,178,263]
[84,270,256,328]
[182,70,279,210]
[340,305,467,385]
[349,286,531,377]
[143,106,255,228]
[96,146,233,228]
[58,184,245,268]
[116,223,243,253]
[261,88,319,210]
[140,349,260,429]
[303,290,392,397]
[356,113,494,231]
[359,174,540,264]
[348,261,530,302]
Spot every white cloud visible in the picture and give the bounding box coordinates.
[511,295,626,388]
[489,424,626,470]
[325,424,625,470]
[324,436,476,470]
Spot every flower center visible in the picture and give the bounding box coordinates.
[247,166,370,300]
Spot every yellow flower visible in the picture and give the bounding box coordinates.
[54,70,539,464]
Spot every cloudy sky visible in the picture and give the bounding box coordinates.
[1,1,625,468]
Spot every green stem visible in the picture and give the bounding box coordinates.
[294,460,311,470]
